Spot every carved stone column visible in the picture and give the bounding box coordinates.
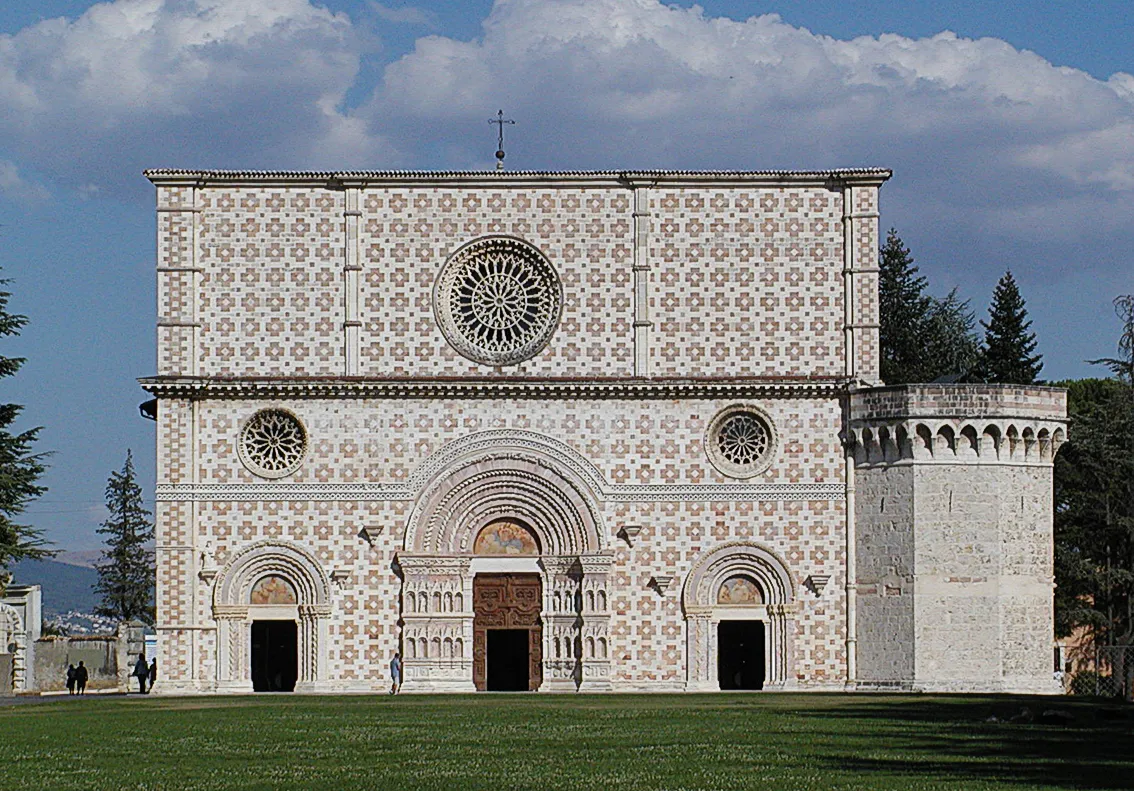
[214,605,252,693]
[294,603,332,692]
[579,553,613,691]
[765,603,799,689]
[540,556,582,692]
[684,611,714,691]
[398,555,474,692]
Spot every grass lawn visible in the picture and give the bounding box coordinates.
[0,693,1130,790]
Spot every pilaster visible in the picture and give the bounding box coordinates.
[632,185,652,376]
[343,186,361,375]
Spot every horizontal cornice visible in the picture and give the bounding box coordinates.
[137,376,849,400]
[143,168,892,188]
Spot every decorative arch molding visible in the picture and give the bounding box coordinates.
[682,541,799,691]
[848,419,1066,466]
[214,539,331,609]
[405,436,607,556]
[683,541,797,613]
[408,430,607,497]
[211,539,332,693]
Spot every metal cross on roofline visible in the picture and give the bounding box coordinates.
[489,109,515,171]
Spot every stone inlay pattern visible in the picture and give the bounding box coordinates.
[434,236,563,365]
[706,404,778,479]
[238,408,308,479]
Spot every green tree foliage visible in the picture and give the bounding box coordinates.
[879,229,931,384]
[94,451,155,624]
[1054,296,1134,644]
[0,268,51,592]
[925,288,982,382]
[878,229,981,384]
[977,271,1043,384]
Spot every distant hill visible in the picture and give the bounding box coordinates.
[8,558,99,617]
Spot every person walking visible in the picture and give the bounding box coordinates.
[389,651,401,695]
[65,664,76,695]
[75,661,88,695]
[133,653,149,694]
[148,658,157,693]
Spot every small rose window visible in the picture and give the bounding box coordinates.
[238,408,308,479]
[706,405,777,478]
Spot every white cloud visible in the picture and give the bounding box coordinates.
[368,0,1134,249]
[0,0,394,194]
[3,0,1134,258]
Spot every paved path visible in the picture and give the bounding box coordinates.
[0,692,128,707]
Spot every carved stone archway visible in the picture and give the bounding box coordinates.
[682,541,799,690]
[399,437,612,692]
[212,540,332,693]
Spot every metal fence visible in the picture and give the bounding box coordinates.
[1072,646,1134,699]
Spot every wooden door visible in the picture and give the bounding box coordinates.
[473,573,543,691]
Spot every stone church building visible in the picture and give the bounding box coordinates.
[141,168,1066,694]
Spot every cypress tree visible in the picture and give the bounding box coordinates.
[978,271,1043,384]
[879,229,933,384]
[94,451,155,624]
[0,267,51,592]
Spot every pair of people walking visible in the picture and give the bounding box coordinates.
[133,654,156,693]
[65,662,88,695]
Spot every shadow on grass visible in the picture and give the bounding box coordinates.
[797,695,1134,790]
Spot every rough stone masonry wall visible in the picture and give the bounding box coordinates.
[854,463,915,687]
[912,464,1055,693]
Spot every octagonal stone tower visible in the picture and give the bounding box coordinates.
[849,385,1067,693]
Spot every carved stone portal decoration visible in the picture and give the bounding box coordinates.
[706,404,778,479]
[683,541,798,691]
[433,236,563,366]
[238,408,308,479]
[212,540,332,693]
[472,573,543,691]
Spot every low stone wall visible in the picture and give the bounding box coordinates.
[33,622,147,692]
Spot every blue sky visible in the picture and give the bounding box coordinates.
[0,0,1131,552]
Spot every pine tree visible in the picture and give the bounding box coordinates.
[977,271,1043,384]
[879,229,934,384]
[924,287,981,381]
[94,451,155,624]
[0,267,51,592]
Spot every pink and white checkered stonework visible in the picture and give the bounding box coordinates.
[141,169,1067,695]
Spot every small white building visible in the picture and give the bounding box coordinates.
[141,168,1066,694]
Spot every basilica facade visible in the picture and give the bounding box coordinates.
[142,168,1066,694]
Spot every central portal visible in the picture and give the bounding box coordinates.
[473,574,543,691]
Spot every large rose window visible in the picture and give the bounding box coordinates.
[434,236,562,366]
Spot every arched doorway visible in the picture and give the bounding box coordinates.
[212,540,332,693]
[398,437,612,693]
[471,520,543,691]
[715,575,766,690]
[248,575,299,692]
[683,541,799,691]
